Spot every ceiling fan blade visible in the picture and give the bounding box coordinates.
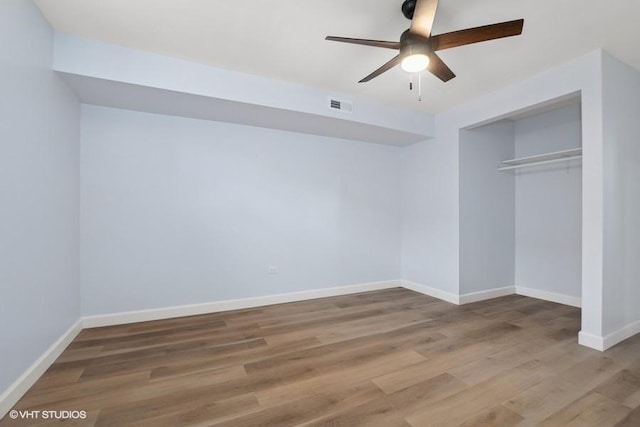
[325,36,401,50]
[430,19,524,51]
[410,0,439,38]
[359,55,402,83]
[428,52,456,82]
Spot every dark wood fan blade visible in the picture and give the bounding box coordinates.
[430,19,524,51]
[359,55,402,83]
[325,36,401,50]
[410,0,439,38]
[428,52,456,82]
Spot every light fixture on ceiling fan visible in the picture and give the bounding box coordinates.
[326,0,524,84]
[401,45,430,73]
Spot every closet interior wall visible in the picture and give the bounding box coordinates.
[459,122,515,294]
[514,103,582,299]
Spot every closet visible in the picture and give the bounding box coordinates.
[459,99,582,306]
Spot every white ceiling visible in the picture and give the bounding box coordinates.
[35,0,640,113]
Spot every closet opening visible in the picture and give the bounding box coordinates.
[459,93,583,327]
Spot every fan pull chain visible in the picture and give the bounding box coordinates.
[408,73,422,102]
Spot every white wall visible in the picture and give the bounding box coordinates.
[400,120,460,295]
[601,53,640,338]
[459,122,515,294]
[515,104,582,298]
[80,106,401,316]
[0,0,80,395]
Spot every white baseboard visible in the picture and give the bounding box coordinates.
[79,281,581,330]
[579,323,640,352]
[82,280,402,328]
[0,319,82,419]
[459,286,516,304]
[515,286,582,308]
[402,281,515,305]
[602,319,640,351]
[400,281,582,308]
[578,331,605,351]
[401,280,460,304]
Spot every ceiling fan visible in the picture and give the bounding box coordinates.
[326,0,524,83]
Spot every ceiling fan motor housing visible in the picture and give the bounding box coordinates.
[401,0,417,20]
[400,29,431,58]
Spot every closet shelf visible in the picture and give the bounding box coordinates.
[498,147,582,171]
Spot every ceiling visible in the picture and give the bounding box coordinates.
[35,0,640,113]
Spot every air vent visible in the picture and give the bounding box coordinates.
[328,97,353,114]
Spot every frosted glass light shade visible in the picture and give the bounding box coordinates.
[401,54,430,73]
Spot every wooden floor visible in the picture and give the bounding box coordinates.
[3,288,640,427]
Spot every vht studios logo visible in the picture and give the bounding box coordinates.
[9,409,87,420]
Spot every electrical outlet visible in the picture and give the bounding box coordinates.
[267,266,279,274]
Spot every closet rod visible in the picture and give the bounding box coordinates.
[497,155,582,171]
[501,147,582,166]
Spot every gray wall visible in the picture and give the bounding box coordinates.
[80,106,402,316]
[514,104,583,298]
[459,122,516,294]
[0,1,80,393]
[602,54,640,336]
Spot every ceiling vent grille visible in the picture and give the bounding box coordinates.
[328,97,353,114]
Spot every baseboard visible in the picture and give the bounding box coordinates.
[578,331,605,351]
[459,286,516,304]
[0,319,83,419]
[401,280,460,304]
[82,280,402,328]
[601,319,640,351]
[515,286,582,308]
[400,281,581,308]
[401,281,517,305]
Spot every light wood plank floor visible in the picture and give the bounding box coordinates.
[3,288,640,426]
